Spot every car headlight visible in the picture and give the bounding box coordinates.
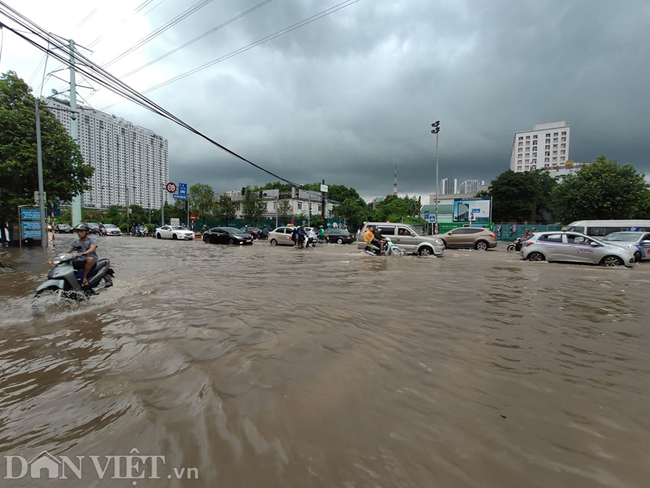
[433,238,443,245]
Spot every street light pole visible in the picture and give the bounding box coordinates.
[431,121,441,234]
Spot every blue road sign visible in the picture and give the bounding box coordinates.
[428,215,436,223]
[424,210,429,219]
[22,221,41,230]
[22,230,42,238]
[178,183,188,196]
[21,208,41,220]
[172,193,187,200]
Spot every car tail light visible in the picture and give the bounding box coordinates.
[525,241,535,247]
[489,233,496,238]
[347,235,351,238]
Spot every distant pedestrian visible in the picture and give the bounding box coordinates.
[291,227,298,247]
[524,229,531,239]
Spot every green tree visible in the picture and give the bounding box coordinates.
[242,186,266,225]
[188,183,215,223]
[374,195,418,222]
[334,197,371,231]
[104,205,124,225]
[488,170,557,222]
[278,198,292,223]
[549,155,650,223]
[215,194,236,225]
[0,71,94,223]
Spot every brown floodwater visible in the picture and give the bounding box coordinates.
[0,236,649,487]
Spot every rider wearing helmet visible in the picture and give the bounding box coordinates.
[66,223,98,287]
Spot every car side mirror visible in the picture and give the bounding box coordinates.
[590,242,600,247]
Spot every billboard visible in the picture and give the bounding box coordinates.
[453,197,491,223]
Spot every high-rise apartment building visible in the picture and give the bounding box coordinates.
[510,121,570,172]
[47,98,169,209]
[458,180,483,194]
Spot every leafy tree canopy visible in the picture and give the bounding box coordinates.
[549,155,650,223]
[0,71,93,222]
[487,170,556,222]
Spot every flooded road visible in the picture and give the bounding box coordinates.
[1,236,649,487]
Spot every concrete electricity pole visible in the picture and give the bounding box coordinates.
[35,100,47,250]
[69,39,82,226]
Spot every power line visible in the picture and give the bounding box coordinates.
[0,1,303,186]
[122,0,274,78]
[103,0,213,68]
[114,0,359,100]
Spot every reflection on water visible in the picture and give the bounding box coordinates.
[1,238,649,487]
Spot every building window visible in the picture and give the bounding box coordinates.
[297,202,303,210]
[518,136,523,140]
[553,157,557,161]
[561,137,566,142]
[553,138,558,143]
[553,132,558,136]
[545,158,549,163]
[532,141,537,146]
[518,142,523,147]
[561,143,566,148]
[525,159,529,163]
[526,135,530,139]
[546,133,551,137]
[518,148,523,153]
[533,135,538,139]
[561,131,566,135]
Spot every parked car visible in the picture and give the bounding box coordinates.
[438,227,497,251]
[241,226,265,239]
[521,231,636,267]
[600,231,650,262]
[204,227,253,245]
[55,223,73,233]
[268,226,317,246]
[155,225,194,240]
[103,224,122,236]
[323,228,356,244]
[85,222,102,235]
[357,222,444,256]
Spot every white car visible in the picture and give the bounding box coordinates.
[155,225,194,240]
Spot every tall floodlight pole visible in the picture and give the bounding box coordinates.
[431,121,441,233]
[69,39,82,226]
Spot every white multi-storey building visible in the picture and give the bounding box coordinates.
[47,98,169,209]
[510,121,570,172]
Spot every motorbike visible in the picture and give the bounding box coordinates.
[34,252,115,300]
[506,238,523,252]
[364,237,404,257]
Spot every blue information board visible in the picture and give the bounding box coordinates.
[21,208,41,220]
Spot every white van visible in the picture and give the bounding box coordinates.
[565,220,650,238]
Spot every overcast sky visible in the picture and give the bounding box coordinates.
[2,0,649,200]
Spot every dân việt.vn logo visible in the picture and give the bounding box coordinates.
[3,448,198,483]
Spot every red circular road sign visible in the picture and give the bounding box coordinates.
[190,214,197,221]
[165,182,177,193]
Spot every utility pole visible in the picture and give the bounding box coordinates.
[161,184,165,225]
[321,179,326,223]
[69,39,82,226]
[35,100,47,250]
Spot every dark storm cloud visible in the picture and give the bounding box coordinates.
[114,0,650,198]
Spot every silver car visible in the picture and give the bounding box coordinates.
[600,231,650,262]
[357,222,444,256]
[521,231,635,267]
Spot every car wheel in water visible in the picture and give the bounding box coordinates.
[475,240,488,251]
[336,238,343,244]
[157,233,162,239]
[440,240,447,248]
[230,238,236,245]
[528,252,545,262]
[418,246,433,256]
[172,234,178,240]
[602,255,623,267]
[634,251,642,262]
[270,239,278,246]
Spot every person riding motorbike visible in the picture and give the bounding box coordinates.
[370,227,386,255]
[363,226,375,247]
[65,223,98,287]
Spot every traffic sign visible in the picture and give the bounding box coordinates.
[424,210,429,219]
[190,214,197,221]
[428,215,436,223]
[172,194,187,200]
[165,182,177,193]
[178,183,188,196]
